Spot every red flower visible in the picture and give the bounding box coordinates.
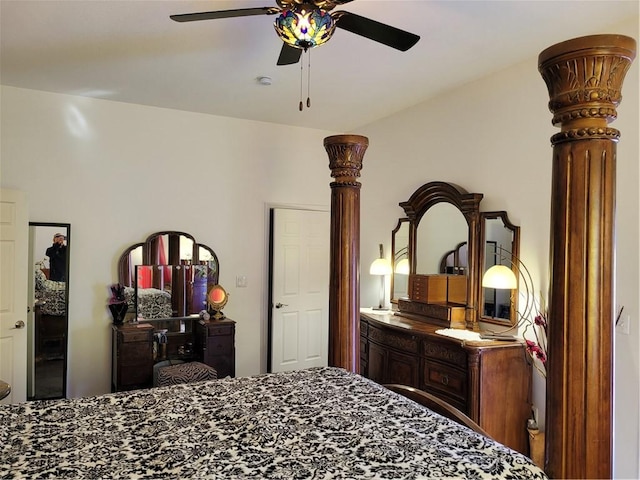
[526,340,547,365]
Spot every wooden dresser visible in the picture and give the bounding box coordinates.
[112,317,236,392]
[360,309,532,455]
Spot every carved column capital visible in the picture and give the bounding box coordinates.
[538,34,636,143]
[324,134,368,186]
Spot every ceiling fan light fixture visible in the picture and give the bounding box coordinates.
[274,4,336,50]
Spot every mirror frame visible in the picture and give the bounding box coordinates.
[117,230,219,320]
[398,182,483,329]
[28,221,71,400]
[479,211,520,327]
[390,218,410,304]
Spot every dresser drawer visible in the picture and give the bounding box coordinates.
[119,344,152,366]
[369,325,418,354]
[206,337,233,355]
[119,330,152,343]
[422,339,467,368]
[423,360,467,404]
[207,325,233,336]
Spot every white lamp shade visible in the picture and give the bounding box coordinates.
[395,258,410,274]
[482,265,517,289]
[370,258,392,275]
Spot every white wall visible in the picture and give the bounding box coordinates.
[357,20,638,479]
[1,86,335,396]
[1,19,638,478]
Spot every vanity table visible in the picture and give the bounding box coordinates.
[360,309,531,455]
[111,317,236,392]
[112,230,235,392]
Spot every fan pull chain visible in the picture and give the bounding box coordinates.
[298,49,312,111]
[299,52,304,111]
[306,49,311,109]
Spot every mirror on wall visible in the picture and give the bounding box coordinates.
[390,218,410,303]
[480,212,520,326]
[28,222,70,400]
[118,231,219,321]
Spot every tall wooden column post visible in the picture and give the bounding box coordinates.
[538,35,636,479]
[324,134,369,372]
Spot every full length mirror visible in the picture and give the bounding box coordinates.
[28,222,70,400]
[117,231,219,321]
[480,212,520,326]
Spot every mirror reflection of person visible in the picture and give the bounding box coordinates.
[46,233,67,281]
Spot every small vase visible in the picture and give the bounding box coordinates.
[109,302,128,325]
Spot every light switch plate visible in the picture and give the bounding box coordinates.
[236,275,247,288]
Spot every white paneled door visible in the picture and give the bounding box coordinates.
[0,189,28,404]
[270,208,329,373]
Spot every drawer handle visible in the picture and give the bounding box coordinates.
[441,375,449,386]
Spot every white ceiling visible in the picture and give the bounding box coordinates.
[1,0,637,132]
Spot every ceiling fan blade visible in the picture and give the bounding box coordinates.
[170,7,278,23]
[334,11,420,52]
[277,44,303,66]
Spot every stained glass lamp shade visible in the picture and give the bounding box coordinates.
[274,5,336,50]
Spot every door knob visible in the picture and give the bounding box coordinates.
[14,320,25,329]
[275,303,288,309]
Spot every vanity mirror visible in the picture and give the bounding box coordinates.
[28,222,70,400]
[480,211,520,326]
[118,231,219,321]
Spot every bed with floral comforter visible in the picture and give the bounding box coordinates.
[0,367,547,479]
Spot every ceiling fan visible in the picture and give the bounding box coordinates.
[170,0,420,66]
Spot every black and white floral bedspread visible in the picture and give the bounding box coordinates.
[0,367,547,479]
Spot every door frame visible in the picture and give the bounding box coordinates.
[263,203,329,374]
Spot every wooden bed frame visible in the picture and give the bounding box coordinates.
[384,384,493,439]
[323,35,636,479]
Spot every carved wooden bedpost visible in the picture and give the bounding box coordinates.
[324,134,369,372]
[538,34,636,479]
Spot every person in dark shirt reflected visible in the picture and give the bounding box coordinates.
[46,233,67,281]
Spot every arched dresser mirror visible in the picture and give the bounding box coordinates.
[396,182,483,330]
[479,211,520,326]
[390,181,521,331]
[117,231,220,320]
[28,222,70,400]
